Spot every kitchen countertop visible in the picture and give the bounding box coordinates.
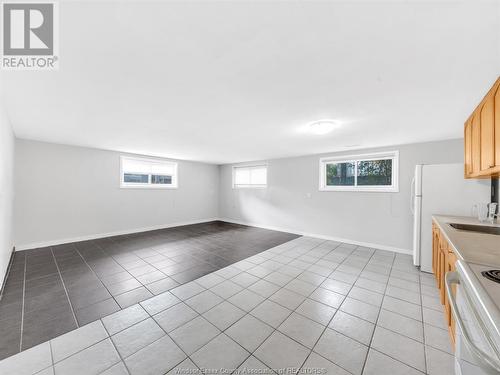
[432,215,500,266]
[433,215,500,365]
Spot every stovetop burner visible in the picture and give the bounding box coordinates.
[482,270,500,284]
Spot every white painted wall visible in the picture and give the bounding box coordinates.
[0,106,15,287]
[12,137,474,255]
[14,140,219,249]
[219,139,465,253]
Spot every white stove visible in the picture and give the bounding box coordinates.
[447,260,500,375]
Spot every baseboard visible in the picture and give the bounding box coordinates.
[15,217,219,251]
[15,216,412,256]
[219,217,412,255]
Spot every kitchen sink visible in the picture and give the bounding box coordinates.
[449,223,500,235]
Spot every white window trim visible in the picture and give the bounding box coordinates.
[232,164,268,189]
[319,151,399,192]
[120,155,178,189]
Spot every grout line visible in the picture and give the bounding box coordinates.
[48,341,55,370]
[91,239,145,284]
[49,325,110,366]
[297,244,377,375]
[101,323,132,375]
[358,247,395,375]
[363,263,434,374]
[91,239,175,303]
[19,252,27,352]
[50,247,79,328]
[69,243,123,313]
[420,268,429,374]
[255,293,333,364]
[138,299,203,373]
[221,239,340,371]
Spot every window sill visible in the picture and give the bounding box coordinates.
[319,186,399,193]
[120,184,178,189]
[232,185,267,189]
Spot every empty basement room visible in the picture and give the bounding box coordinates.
[1,1,500,375]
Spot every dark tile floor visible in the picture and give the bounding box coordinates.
[0,221,299,360]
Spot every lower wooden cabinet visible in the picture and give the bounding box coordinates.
[432,222,439,277]
[446,251,457,342]
[431,220,457,344]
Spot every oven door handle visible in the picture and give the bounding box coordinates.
[445,271,500,375]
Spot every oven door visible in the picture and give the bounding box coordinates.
[446,271,500,375]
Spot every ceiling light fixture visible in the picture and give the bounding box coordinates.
[308,120,339,135]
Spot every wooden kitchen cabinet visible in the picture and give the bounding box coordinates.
[444,250,457,343]
[432,222,439,278]
[495,83,500,168]
[431,219,457,345]
[480,95,495,171]
[447,251,457,342]
[464,77,500,178]
[438,233,448,305]
[471,112,482,176]
[464,119,473,177]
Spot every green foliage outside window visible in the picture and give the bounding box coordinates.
[326,159,392,187]
[357,159,392,185]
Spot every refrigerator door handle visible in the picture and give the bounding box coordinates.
[410,177,415,215]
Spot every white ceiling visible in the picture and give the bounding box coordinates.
[1,1,499,164]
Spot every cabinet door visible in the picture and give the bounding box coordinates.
[495,85,500,167]
[471,112,481,175]
[444,251,456,326]
[438,235,447,305]
[464,119,473,177]
[439,250,446,305]
[448,252,457,343]
[432,224,439,278]
[444,264,451,326]
[480,95,495,171]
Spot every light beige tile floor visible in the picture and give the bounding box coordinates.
[0,236,455,375]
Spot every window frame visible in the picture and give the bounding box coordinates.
[232,164,268,189]
[120,155,178,189]
[319,151,399,192]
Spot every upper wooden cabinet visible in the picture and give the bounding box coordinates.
[471,111,481,175]
[464,77,500,178]
[480,95,495,171]
[496,83,500,169]
[464,118,473,176]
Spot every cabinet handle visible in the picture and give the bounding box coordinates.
[445,272,500,373]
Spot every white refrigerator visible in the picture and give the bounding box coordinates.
[412,163,490,273]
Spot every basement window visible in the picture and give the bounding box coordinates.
[120,156,178,188]
[233,165,267,188]
[319,151,399,192]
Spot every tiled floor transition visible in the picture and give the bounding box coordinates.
[0,235,454,375]
[0,221,299,359]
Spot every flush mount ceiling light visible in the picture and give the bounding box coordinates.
[308,120,339,135]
